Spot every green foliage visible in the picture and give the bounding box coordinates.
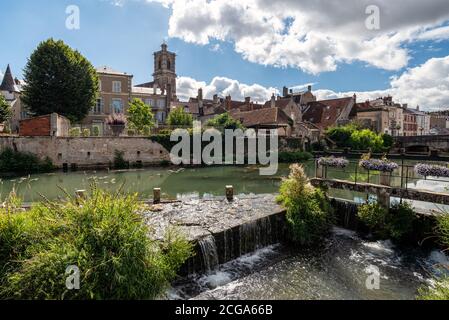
[127,128,136,136]
[142,125,151,136]
[113,150,128,169]
[326,124,387,152]
[0,187,192,299]
[92,126,100,137]
[418,277,449,300]
[127,99,155,132]
[388,202,416,240]
[149,134,177,153]
[22,39,99,123]
[382,133,394,149]
[417,213,449,300]
[278,151,313,163]
[0,95,12,124]
[277,164,333,246]
[81,128,90,137]
[166,107,193,127]
[0,147,53,173]
[206,112,244,131]
[357,201,416,240]
[69,127,81,137]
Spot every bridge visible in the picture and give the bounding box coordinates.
[393,135,449,153]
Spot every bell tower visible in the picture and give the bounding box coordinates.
[153,43,177,101]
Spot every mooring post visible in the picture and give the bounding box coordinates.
[75,190,86,205]
[153,188,161,204]
[226,185,234,202]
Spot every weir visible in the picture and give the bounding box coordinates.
[143,193,440,276]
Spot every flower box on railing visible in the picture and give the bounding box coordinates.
[359,159,398,173]
[414,163,449,178]
[317,156,349,168]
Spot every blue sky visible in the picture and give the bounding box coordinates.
[1,0,449,109]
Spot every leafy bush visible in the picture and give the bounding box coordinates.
[206,112,244,131]
[418,277,449,300]
[0,147,53,173]
[81,128,90,137]
[92,126,100,137]
[417,213,449,300]
[277,164,333,246]
[326,124,388,152]
[69,127,81,137]
[278,151,313,163]
[142,125,151,136]
[127,98,155,132]
[113,150,128,169]
[0,187,192,299]
[166,107,193,127]
[357,201,416,240]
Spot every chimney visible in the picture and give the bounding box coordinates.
[226,95,231,110]
[213,94,218,104]
[198,88,203,101]
[416,105,420,111]
[271,93,276,108]
[282,86,289,97]
[308,85,312,92]
[353,93,357,103]
[403,103,408,109]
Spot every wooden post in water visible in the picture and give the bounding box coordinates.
[75,190,86,205]
[226,185,234,202]
[153,188,161,204]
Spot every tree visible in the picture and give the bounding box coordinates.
[21,39,98,123]
[166,107,193,127]
[206,112,244,131]
[127,99,155,132]
[0,95,12,124]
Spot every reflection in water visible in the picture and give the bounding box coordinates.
[1,160,449,210]
[171,227,449,300]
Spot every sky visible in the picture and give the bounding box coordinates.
[1,0,449,110]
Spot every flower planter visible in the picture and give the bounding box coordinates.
[414,163,449,178]
[110,124,125,137]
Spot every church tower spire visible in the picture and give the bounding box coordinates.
[153,43,177,102]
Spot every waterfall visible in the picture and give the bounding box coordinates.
[198,235,219,273]
[239,216,274,256]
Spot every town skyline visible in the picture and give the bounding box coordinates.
[1,0,449,110]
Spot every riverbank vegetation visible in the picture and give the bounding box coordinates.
[357,201,416,241]
[0,147,53,174]
[418,213,449,300]
[277,164,334,246]
[0,186,192,299]
[278,151,312,163]
[326,123,393,153]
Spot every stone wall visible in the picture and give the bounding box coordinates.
[0,136,170,168]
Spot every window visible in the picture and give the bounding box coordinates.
[93,98,104,114]
[145,99,154,107]
[112,98,123,113]
[157,99,166,108]
[99,80,102,92]
[112,81,122,93]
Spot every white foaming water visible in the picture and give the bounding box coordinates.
[362,240,395,254]
[194,244,280,291]
[332,227,359,239]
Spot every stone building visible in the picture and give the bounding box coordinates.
[403,105,418,136]
[0,64,28,132]
[354,97,404,136]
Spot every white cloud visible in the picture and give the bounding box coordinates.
[176,76,278,103]
[147,0,449,74]
[177,56,449,111]
[315,55,449,111]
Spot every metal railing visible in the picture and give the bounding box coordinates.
[314,157,449,191]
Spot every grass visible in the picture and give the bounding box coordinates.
[0,184,192,300]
